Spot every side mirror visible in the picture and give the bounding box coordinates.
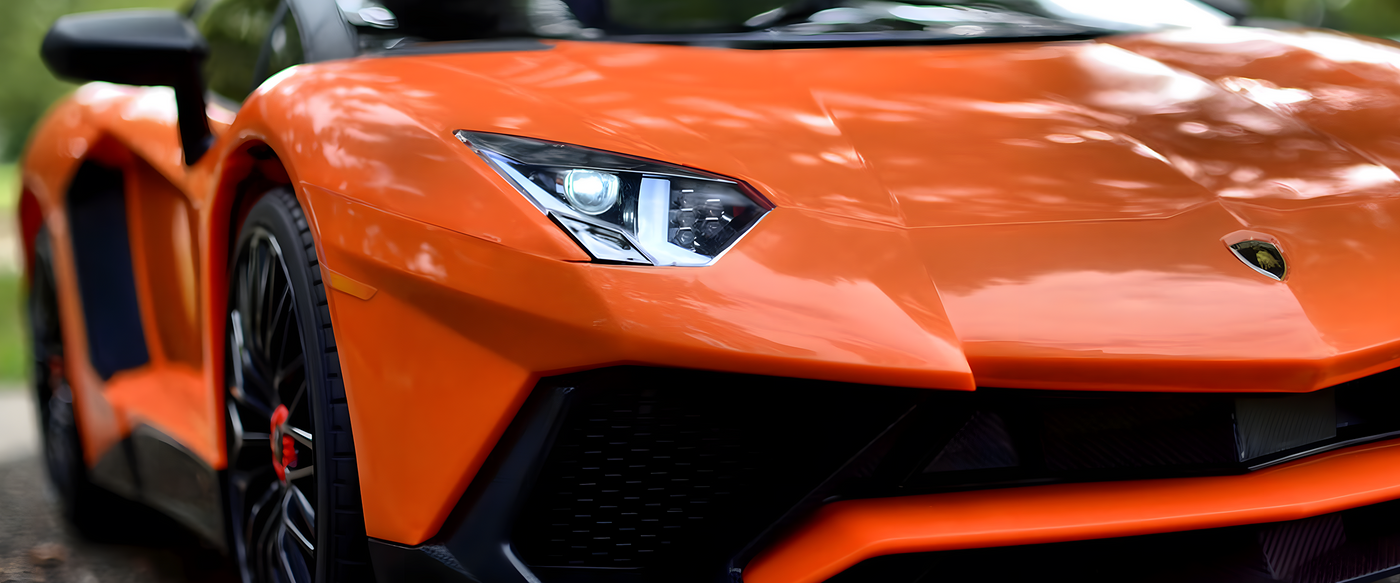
[42,10,213,165]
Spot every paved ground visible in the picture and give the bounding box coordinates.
[0,391,36,467]
[0,389,238,583]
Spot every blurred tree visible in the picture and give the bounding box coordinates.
[0,0,182,161]
[1251,0,1400,39]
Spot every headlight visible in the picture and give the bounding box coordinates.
[455,130,772,266]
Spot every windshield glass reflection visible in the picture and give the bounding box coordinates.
[368,0,1231,45]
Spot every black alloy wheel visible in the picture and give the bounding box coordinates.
[224,188,372,583]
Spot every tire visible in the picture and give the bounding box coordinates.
[224,188,373,583]
[30,227,92,522]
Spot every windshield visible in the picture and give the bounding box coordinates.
[365,0,1231,47]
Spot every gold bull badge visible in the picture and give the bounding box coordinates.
[1229,240,1287,280]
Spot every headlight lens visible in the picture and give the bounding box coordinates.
[456,130,772,266]
[562,169,620,215]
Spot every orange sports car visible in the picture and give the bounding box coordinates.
[23,0,1400,582]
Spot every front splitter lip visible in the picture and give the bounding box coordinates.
[743,437,1400,583]
[366,539,479,583]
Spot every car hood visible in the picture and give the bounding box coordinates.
[417,33,1400,228]
[356,31,1400,390]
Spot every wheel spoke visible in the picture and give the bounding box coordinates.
[274,355,304,395]
[278,524,310,583]
[286,380,307,418]
[240,354,280,409]
[234,306,281,411]
[230,229,317,583]
[229,311,249,401]
[286,426,313,450]
[268,286,293,364]
[248,245,265,348]
[272,301,297,388]
[227,402,250,456]
[257,245,274,351]
[248,481,281,543]
[276,527,296,583]
[282,487,316,553]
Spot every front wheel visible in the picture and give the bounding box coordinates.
[224,188,373,583]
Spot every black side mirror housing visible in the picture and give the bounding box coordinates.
[42,10,213,165]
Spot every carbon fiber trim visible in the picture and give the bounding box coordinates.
[1237,390,1337,461]
[924,411,1018,472]
[1041,396,1236,471]
[1262,514,1346,580]
[904,372,1400,493]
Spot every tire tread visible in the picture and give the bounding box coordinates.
[258,188,372,581]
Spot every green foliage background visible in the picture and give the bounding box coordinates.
[0,0,180,385]
[0,0,184,162]
[1251,0,1400,39]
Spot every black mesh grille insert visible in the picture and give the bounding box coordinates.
[511,369,924,579]
[523,387,748,566]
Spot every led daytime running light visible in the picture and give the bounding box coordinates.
[456,130,771,266]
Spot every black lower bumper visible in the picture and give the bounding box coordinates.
[371,494,1400,583]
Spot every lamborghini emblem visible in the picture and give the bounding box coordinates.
[1228,240,1287,280]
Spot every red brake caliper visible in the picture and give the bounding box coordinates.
[270,404,297,482]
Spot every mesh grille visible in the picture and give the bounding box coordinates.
[519,387,750,566]
[511,370,922,575]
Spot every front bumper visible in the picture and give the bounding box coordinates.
[366,366,1400,583]
[307,185,976,548]
[822,498,1400,583]
[371,440,1400,583]
[748,438,1400,583]
[305,180,1400,583]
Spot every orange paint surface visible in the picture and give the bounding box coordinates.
[745,439,1400,583]
[21,25,1400,548]
[103,364,215,463]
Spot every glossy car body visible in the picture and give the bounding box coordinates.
[23,0,1400,581]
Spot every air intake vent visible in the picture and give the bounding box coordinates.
[511,368,924,580]
[519,386,749,567]
[1040,394,1238,471]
